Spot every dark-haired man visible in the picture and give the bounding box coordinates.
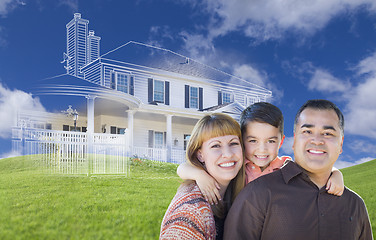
[224,99,373,240]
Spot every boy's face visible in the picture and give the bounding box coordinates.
[243,121,283,170]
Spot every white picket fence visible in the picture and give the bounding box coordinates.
[12,127,187,175]
[12,128,129,175]
[132,147,186,164]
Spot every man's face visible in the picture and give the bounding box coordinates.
[293,108,344,174]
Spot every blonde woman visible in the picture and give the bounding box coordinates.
[160,113,245,240]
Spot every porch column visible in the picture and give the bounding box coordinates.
[166,114,172,162]
[86,95,96,176]
[127,110,135,157]
[86,95,95,135]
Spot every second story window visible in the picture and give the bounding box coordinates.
[218,90,234,105]
[117,73,128,93]
[154,80,165,103]
[148,78,170,105]
[190,87,199,109]
[185,85,203,109]
[222,92,232,104]
[111,71,134,95]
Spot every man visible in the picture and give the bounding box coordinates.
[223,99,373,240]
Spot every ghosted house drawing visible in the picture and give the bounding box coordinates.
[12,13,271,173]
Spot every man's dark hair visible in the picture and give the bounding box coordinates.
[294,99,344,135]
[240,102,284,136]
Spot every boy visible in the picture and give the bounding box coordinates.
[177,102,344,204]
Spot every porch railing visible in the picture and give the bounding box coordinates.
[11,128,187,174]
[12,128,129,175]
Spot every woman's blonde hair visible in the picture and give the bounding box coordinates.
[186,113,245,207]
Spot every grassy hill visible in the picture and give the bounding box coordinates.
[0,156,374,239]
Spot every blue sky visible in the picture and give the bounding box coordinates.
[0,0,376,168]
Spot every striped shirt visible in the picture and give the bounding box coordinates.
[160,183,216,240]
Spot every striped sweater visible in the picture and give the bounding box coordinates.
[160,183,216,240]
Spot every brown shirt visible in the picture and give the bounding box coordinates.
[224,161,373,240]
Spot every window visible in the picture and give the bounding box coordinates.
[46,123,52,130]
[154,80,165,103]
[185,85,203,109]
[246,96,260,106]
[154,131,164,148]
[148,78,169,105]
[117,73,128,93]
[184,134,191,151]
[117,128,126,134]
[70,126,81,132]
[190,87,198,109]
[111,71,134,95]
[63,125,69,131]
[222,92,232,104]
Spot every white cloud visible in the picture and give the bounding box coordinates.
[280,136,294,156]
[180,31,215,63]
[58,0,78,12]
[347,139,376,155]
[0,81,46,138]
[344,52,376,139]
[356,51,376,76]
[231,64,283,103]
[308,69,351,93]
[0,0,14,16]
[198,0,376,41]
[232,64,266,87]
[334,157,375,169]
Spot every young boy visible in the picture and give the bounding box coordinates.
[177,102,344,205]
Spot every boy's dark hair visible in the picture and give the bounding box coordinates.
[240,102,284,136]
[294,99,344,135]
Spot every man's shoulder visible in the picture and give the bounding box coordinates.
[343,186,367,204]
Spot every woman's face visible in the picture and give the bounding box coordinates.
[197,135,243,187]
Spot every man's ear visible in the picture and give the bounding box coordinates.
[197,150,204,163]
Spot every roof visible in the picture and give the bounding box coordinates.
[98,41,271,95]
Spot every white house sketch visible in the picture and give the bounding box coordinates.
[12,13,272,174]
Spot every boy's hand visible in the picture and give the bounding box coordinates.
[326,170,344,196]
[196,173,221,205]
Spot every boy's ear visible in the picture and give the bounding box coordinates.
[197,150,204,163]
[279,135,285,149]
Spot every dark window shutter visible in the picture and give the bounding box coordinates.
[165,81,170,105]
[130,75,134,95]
[63,125,69,131]
[148,130,154,148]
[163,132,167,147]
[111,126,117,134]
[111,71,116,89]
[218,91,222,105]
[185,85,189,108]
[148,78,153,103]
[199,87,203,110]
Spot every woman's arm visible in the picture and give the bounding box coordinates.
[177,162,221,204]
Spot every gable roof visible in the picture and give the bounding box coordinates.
[97,41,271,96]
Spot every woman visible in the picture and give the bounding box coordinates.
[160,113,245,240]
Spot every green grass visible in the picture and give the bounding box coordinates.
[0,156,375,239]
[341,159,376,237]
[0,156,181,239]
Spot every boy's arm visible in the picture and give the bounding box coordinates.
[177,162,221,204]
[326,167,344,196]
